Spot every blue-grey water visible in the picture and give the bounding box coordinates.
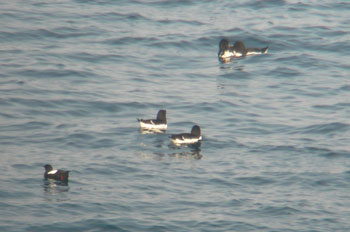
[1,0,349,231]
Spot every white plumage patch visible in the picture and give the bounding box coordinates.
[220,50,242,58]
[246,48,268,55]
[170,136,202,145]
[220,50,234,58]
[48,169,58,174]
[246,51,262,55]
[139,121,167,130]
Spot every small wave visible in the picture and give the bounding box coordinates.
[149,39,192,49]
[91,138,117,149]
[0,189,35,199]
[13,68,93,78]
[158,18,205,26]
[260,205,300,216]
[302,147,350,159]
[100,11,149,21]
[134,0,199,8]
[9,97,56,108]
[338,85,350,91]
[103,36,158,46]
[269,66,302,78]
[66,52,124,64]
[313,102,350,111]
[263,145,349,159]
[11,163,34,169]
[235,176,275,186]
[0,28,94,42]
[0,112,17,119]
[84,163,139,176]
[150,35,218,51]
[300,122,349,135]
[264,145,299,153]
[1,121,51,132]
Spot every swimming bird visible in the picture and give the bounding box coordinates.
[218,39,268,59]
[43,164,69,182]
[137,110,167,130]
[169,125,202,145]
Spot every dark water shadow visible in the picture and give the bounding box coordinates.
[42,179,69,195]
[139,128,167,134]
[167,142,202,159]
[218,57,246,72]
[168,150,203,160]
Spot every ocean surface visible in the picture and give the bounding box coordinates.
[0,0,349,231]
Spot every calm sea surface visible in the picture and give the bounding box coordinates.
[1,0,349,231]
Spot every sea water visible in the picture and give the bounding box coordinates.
[0,0,349,231]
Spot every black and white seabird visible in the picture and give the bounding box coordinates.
[43,164,69,182]
[137,109,167,130]
[169,125,202,145]
[218,39,268,59]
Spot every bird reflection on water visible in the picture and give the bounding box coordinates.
[42,179,69,194]
[168,150,202,160]
[139,128,167,134]
[168,142,202,160]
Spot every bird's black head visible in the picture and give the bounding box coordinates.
[43,164,53,172]
[233,41,246,53]
[219,39,229,50]
[157,110,167,122]
[191,125,201,137]
[218,39,230,56]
